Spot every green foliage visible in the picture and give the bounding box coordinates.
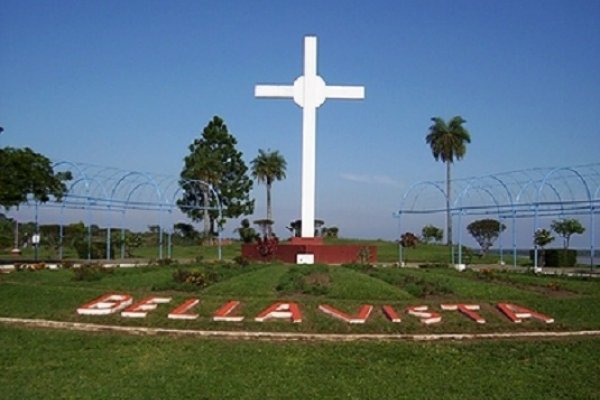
[0,147,72,209]
[172,222,199,244]
[357,246,372,265]
[551,218,585,249]
[233,255,250,266]
[172,268,217,288]
[421,224,443,243]
[251,149,287,224]
[288,219,325,237]
[534,229,555,248]
[418,263,448,269]
[540,249,577,267]
[71,263,113,281]
[178,116,254,235]
[3,324,600,400]
[321,226,339,238]
[400,232,419,248]
[123,232,142,257]
[276,265,331,295]
[466,219,506,255]
[0,213,15,248]
[425,116,471,246]
[426,116,471,163]
[72,237,113,260]
[343,264,453,298]
[235,218,257,243]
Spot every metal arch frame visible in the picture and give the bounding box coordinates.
[169,179,224,260]
[395,163,600,270]
[25,160,225,261]
[394,181,447,265]
[109,171,163,260]
[533,167,593,269]
[453,183,503,266]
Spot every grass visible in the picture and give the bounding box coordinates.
[1,262,599,399]
[1,262,599,333]
[1,239,528,264]
[1,325,599,400]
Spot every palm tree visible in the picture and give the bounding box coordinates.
[251,149,287,234]
[425,116,471,245]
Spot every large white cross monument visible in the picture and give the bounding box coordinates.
[255,36,365,238]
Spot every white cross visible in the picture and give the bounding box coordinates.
[255,36,365,238]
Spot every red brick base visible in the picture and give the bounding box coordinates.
[241,240,377,264]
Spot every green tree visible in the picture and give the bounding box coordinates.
[173,222,199,243]
[321,226,339,238]
[550,218,585,249]
[534,228,555,267]
[400,232,419,248]
[421,224,443,244]
[178,116,254,236]
[124,232,142,257]
[235,218,258,243]
[466,219,506,255]
[251,149,287,234]
[425,116,471,245]
[0,147,72,210]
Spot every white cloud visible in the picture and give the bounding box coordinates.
[340,173,403,188]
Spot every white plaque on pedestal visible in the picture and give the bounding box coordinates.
[297,254,315,265]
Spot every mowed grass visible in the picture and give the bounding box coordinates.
[1,262,599,333]
[1,263,600,399]
[2,239,523,264]
[1,324,599,400]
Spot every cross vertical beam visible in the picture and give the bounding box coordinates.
[255,36,365,238]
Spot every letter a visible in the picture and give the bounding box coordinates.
[318,304,373,324]
[255,302,302,323]
[497,303,554,324]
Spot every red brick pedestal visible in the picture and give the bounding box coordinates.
[241,238,377,264]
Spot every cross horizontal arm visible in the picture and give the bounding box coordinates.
[255,85,295,98]
[324,85,365,100]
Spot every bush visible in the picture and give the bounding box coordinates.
[172,268,208,287]
[418,263,448,269]
[529,249,577,267]
[276,265,331,295]
[73,239,114,260]
[233,255,250,267]
[72,263,113,281]
[545,249,577,267]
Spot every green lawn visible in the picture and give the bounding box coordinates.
[1,239,527,264]
[1,262,599,333]
[1,324,598,400]
[1,262,599,399]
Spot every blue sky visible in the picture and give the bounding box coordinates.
[1,1,599,245]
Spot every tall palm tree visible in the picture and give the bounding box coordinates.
[251,149,287,232]
[425,116,471,245]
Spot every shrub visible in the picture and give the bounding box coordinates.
[233,255,250,267]
[72,263,113,281]
[73,239,114,259]
[357,247,372,265]
[276,265,331,295]
[529,249,577,267]
[172,268,207,287]
[418,263,448,269]
[545,249,577,267]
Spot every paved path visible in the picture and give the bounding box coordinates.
[2,317,599,342]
